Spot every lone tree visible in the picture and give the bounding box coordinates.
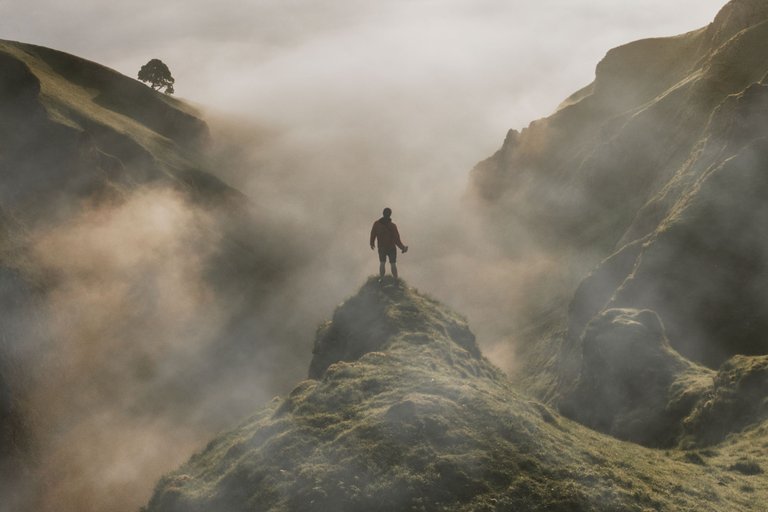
[138,59,175,94]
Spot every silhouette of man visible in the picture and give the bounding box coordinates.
[370,207,408,279]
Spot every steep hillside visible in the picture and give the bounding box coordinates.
[470,0,768,446]
[146,278,767,511]
[0,40,306,512]
[0,40,235,220]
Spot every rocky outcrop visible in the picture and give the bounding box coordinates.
[470,0,768,454]
[472,0,768,422]
[560,309,712,447]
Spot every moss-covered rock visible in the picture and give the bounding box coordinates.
[683,355,768,446]
[560,309,712,447]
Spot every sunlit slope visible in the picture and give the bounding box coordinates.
[472,0,768,255]
[0,39,239,219]
[471,0,768,438]
[145,278,766,512]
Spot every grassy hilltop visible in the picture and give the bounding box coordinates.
[145,278,767,512]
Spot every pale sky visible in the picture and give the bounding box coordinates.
[2,1,726,134]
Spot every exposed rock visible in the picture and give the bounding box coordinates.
[559,309,712,447]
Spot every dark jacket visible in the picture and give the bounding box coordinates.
[370,217,405,251]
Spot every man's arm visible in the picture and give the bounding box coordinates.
[370,222,377,249]
[393,224,406,251]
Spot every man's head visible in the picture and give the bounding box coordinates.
[383,207,392,218]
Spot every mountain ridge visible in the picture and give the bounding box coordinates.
[470,0,768,418]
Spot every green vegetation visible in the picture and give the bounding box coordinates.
[145,278,768,511]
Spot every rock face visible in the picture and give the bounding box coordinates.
[560,309,712,447]
[471,0,768,448]
[145,279,767,512]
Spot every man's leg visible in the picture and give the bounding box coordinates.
[378,248,386,278]
[390,249,398,279]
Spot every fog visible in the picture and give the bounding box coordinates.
[0,1,729,511]
[4,1,724,132]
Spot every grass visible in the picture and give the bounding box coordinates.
[0,39,240,206]
[144,278,768,511]
[0,41,185,171]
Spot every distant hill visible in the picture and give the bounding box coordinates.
[145,278,768,511]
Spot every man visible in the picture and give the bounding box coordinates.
[370,207,408,279]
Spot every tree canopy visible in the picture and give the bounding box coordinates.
[137,59,175,94]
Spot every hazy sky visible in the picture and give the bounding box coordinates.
[3,1,725,134]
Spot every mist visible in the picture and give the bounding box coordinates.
[0,1,730,511]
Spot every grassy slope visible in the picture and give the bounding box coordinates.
[0,39,242,212]
[0,40,195,169]
[145,279,767,512]
[0,40,299,510]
